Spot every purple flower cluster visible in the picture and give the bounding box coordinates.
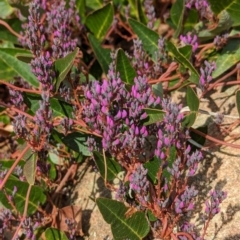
[9,89,24,108]
[175,186,198,214]
[180,33,198,52]
[185,147,203,176]
[179,221,203,240]
[129,164,149,205]
[155,99,184,160]
[185,0,212,19]
[83,64,159,161]
[33,91,53,138]
[213,34,229,50]
[205,190,227,218]
[199,60,216,90]
[22,0,80,90]
[144,0,156,29]
[46,0,80,58]
[0,209,12,236]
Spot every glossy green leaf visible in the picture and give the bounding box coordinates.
[128,18,159,62]
[152,83,163,99]
[48,160,57,180]
[0,48,39,87]
[0,0,13,18]
[88,34,111,74]
[178,45,192,60]
[208,0,239,15]
[137,0,147,24]
[86,3,113,41]
[116,49,136,85]
[49,151,64,166]
[236,90,240,116]
[144,157,160,184]
[43,228,68,240]
[85,0,103,10]
[61,132,91,156]
[182,112,197,127]
[184,9,199,33]
[166,41,199,83]
[0,178,46,215]
[23,153,37,185]
[54,48,79,92]
[23,93,73,118]
[208,0,240,26]
[170,0,185,37]
[143,108,165,126]
[93,152,122,181]
[212,39,240,78]
[186,86,199,111]
[76,0,86,22]
[96,198,150,240]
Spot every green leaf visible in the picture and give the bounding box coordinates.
[182,112,197,127]
[178,45,192,60]
[88,34,111,74]
[43,228,68,240]
[93,152,122,181]
[136,0,147,24]
[236,90,240,116]
[96,198,150,240]
[49,151,64,165]
[54,48,79,92]
[61,132,91,156]
[182,87,199,127]
[76,0,86,23]
[116,49,136,85]
[166,41,199,83]
[212,39,240,78]
[86,3,113,41]
[23,93,73,118]
[186,86,199,111]
[23,153,37,185]
[85,0,103,10]
[144,157,160,184]
[208,0,239,15]
[128,18,159,62]
[152,83,163,98]
[0,48,39,87]
[170,0,185,37]
[184,9,199,33]
[208,0,240,26]
[0,179,46,215]
[0,0,13,18]
[143,108,165,126]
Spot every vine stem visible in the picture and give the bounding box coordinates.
[0,80,40,94]
[12,184,32,240]
[190,127,240,149]
[0,144,30,190]
[0,20,23,39]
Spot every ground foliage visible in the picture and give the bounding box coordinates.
[0,0,240,239]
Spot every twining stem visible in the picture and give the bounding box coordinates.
[190,127,240,149]
[0,144,30,190]
[0,80,40,94]
[103,148,107,185]
[0,20,23,39]
[12,185,32,240]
